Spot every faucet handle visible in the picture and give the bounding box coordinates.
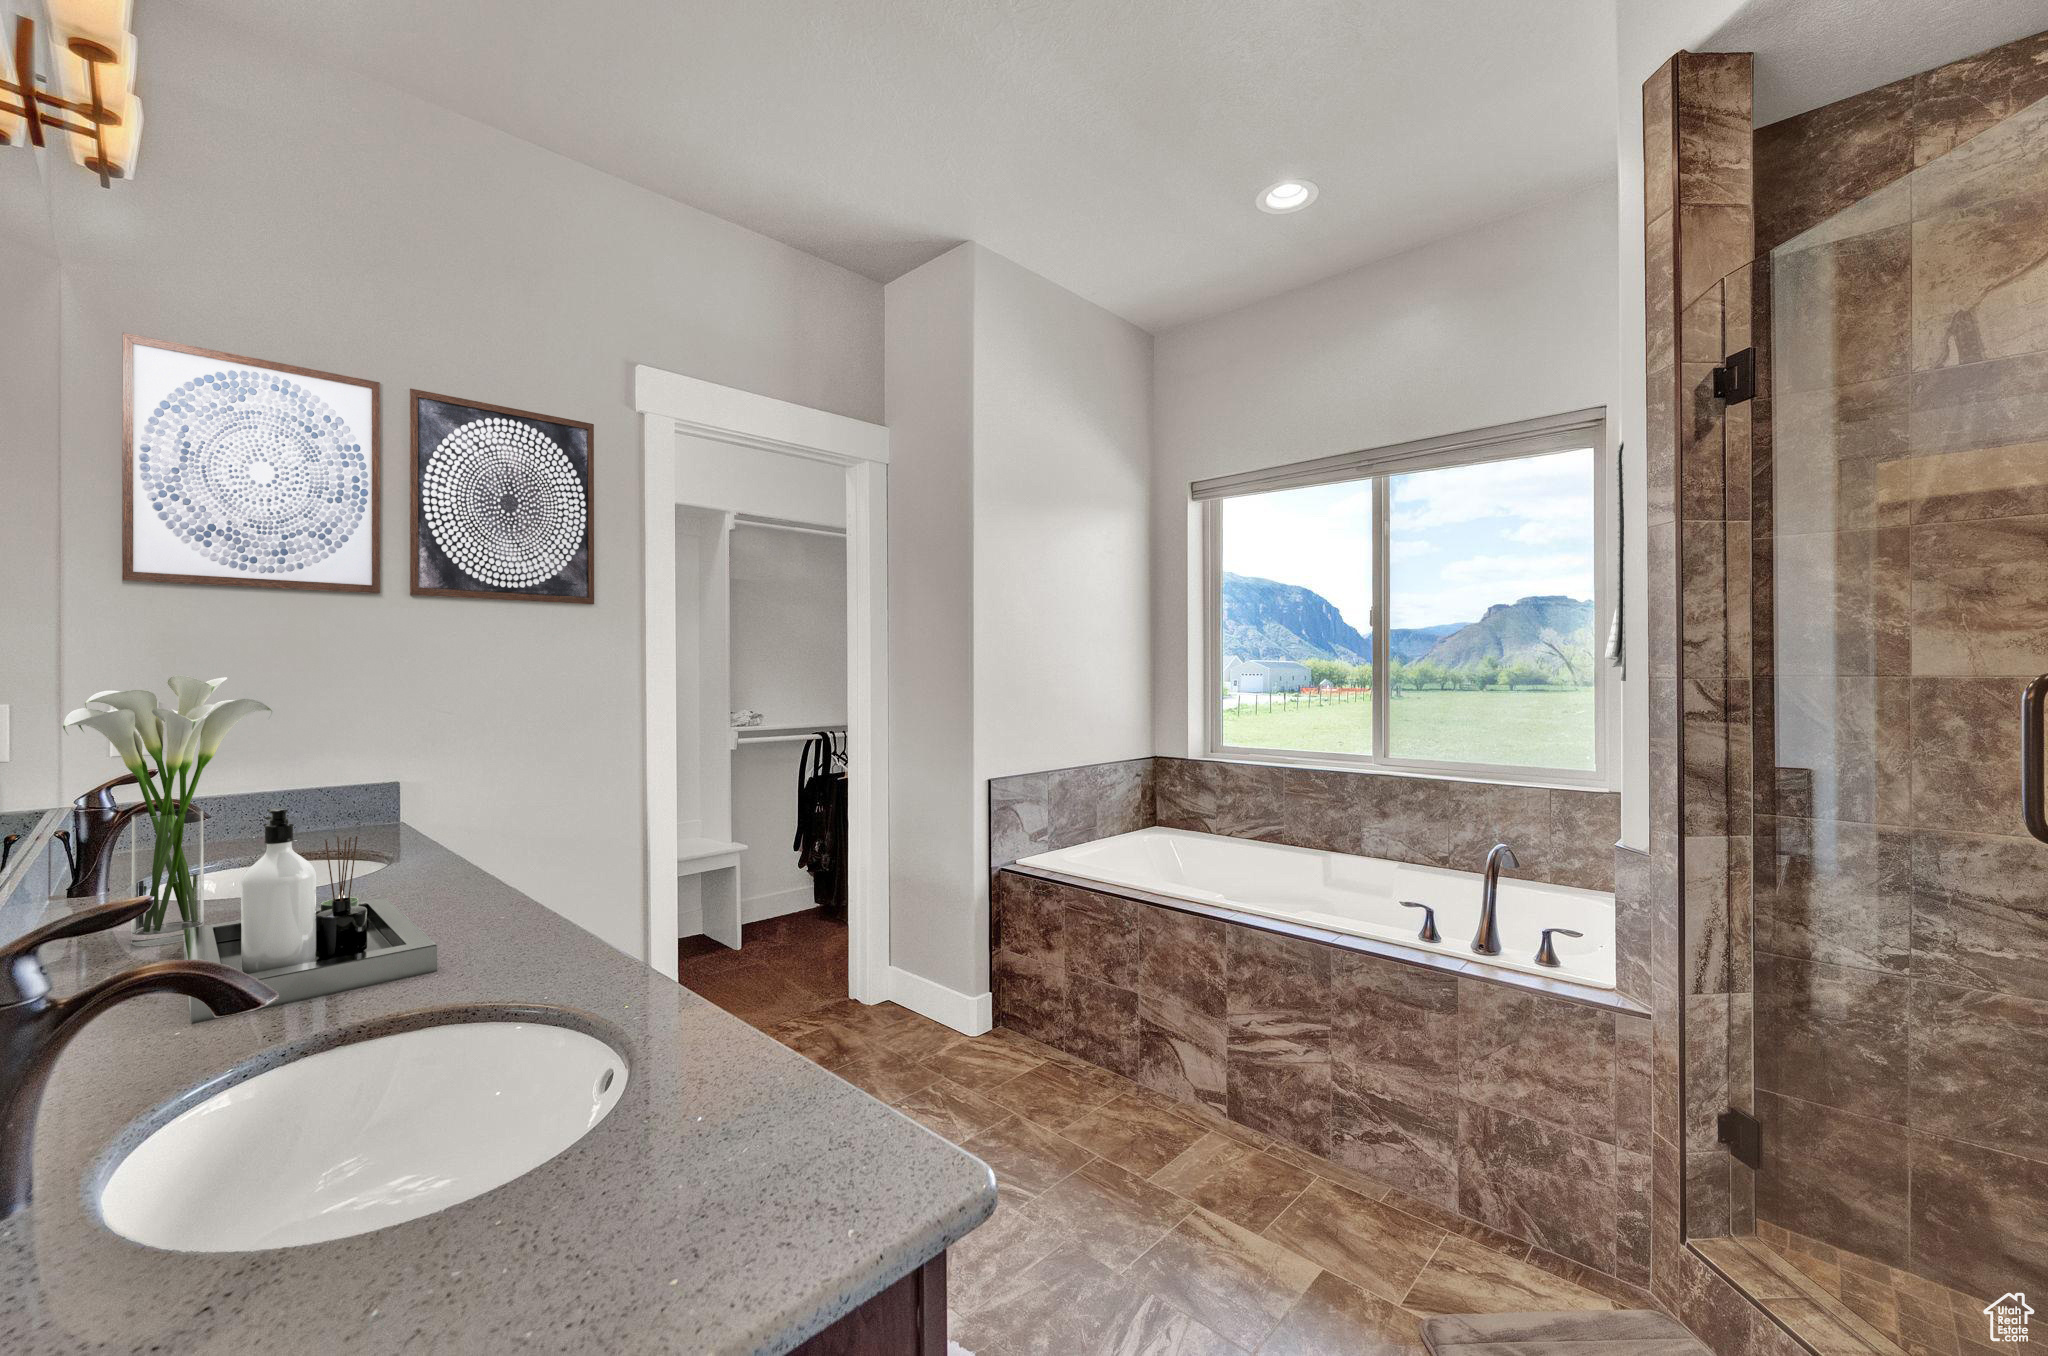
[1,897,155,1006]
[1534,926,1583,968]
[1399,900,1441,943]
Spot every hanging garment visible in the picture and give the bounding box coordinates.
[793,731,849,916]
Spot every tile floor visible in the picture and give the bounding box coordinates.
[1695,1225,2010,1356]
[680,913,1638,1355]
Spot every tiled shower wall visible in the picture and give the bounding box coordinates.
[1641,49,1811,1356]
[1748,34,2048,1301]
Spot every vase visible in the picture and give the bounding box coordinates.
[126,808,205,950]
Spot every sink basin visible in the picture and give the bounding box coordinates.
[98,1020,628,1251]
[201,856,390,901]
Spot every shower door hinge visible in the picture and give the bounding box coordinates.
[1712,348,1756,405]
[1717,1108,1762,1170]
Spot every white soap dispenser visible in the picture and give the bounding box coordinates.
[239,808,318,971]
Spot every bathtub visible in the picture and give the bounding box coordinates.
[1014,826,1615,990]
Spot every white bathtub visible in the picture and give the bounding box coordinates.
[1014,826,1615,990]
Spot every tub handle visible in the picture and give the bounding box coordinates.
[1399,900,1440,944]
[1535,927,1583,968]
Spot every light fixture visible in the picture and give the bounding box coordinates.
[0,0,144,186]
[1257,179,1318,214]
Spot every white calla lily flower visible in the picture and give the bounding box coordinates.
[167,676,227,717]
[65,706,146,774]
[87,688,164,756]
[196,698,271,761]
[159,711,200,773]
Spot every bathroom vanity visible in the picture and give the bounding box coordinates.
[0,824,994,1354]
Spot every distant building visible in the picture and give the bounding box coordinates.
[1225,658,1311,693]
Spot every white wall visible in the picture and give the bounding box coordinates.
[1612,0,1759,848]
[0,152,62,812]
[1150,187,1621,760]
[886,243,1153,998]
[884,246,980,995]
[730,524,847,922]
[19,4,881,962]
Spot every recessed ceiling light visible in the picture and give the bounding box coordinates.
[1257,179,1318,214]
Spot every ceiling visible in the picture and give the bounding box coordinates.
[174,0,1619,332]
[1708,0,2048,124]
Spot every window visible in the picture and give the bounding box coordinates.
[1200,411,1610,786]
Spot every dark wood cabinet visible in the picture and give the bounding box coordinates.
[788,1253,946,1356]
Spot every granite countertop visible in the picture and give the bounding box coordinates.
[0,824,997,1355]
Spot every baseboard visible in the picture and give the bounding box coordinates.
[742,886,818,924]
[887,966,992,1036]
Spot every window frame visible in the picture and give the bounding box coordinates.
[1199,407,1614,791]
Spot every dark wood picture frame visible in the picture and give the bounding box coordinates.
[409,391,595,604]
[123,335,382,593]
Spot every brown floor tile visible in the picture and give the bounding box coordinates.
[925,1036,1048,1092]
[1264,1179,1446,1306]
[1125,1209,1319,1351]
[1258,1270,1428,1356]
[1401,1233,1621,1317]
[828,1046,941,1102]
[1059,1092,1210,1178]
[951,1250,1243,1356]
[1377,1186,1531,1259]
[1519,1245,1655,1309]
[1151,1134,1314,1233]
[990,1060,1127,1130]
[949,1199,1073,1319]
[889,1077,1011,1144]
[964,1114,1097,1205]
[1029,1159,1196,1273]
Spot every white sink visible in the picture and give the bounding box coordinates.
[98,1021,628,1251]
[201,856,390,901]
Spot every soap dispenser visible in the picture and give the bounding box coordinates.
[239,809,318,971]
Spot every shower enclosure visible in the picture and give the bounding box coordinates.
[1680,41,2048,1355]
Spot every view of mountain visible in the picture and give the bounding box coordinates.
[1221,573,1368,661]
[1419,595,1594,672]
[1222,572,1593,677]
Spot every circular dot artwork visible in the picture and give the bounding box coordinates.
[420,416,587,590]
[137,369,370,575]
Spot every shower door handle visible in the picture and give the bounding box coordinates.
[2024,675,2048,843]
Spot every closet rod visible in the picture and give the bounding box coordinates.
[731,513,846,539]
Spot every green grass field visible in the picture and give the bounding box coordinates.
[1220,687,1596,770]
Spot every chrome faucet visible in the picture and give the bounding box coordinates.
[1472,843,1518,956]
[1,896,275,1221]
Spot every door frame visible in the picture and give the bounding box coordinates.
[636,365,890,1002]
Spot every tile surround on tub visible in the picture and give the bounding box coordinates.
[992,868,1656,1291]
[990,757,1621,891]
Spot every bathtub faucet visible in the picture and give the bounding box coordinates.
[1472,843,1518,956]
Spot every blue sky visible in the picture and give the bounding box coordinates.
[1221,446,1595,631]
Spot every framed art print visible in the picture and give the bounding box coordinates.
[410,392,594,603]
[124,336,381,592]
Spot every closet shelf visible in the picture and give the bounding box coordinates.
[731,724,847,749]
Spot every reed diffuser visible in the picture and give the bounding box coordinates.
[317,835,371,958]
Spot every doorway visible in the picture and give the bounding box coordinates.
[635,365,890,1007]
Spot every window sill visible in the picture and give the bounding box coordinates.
[1188,749,1614,796]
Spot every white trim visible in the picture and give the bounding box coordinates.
[636,366,891,1003]
[741,885,821,925]
[634,367,889,466]
[1190,405,1604,500]
[888,966,992,1036]
[1200,410,1615,792]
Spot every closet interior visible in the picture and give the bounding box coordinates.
[674,499,849,968]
